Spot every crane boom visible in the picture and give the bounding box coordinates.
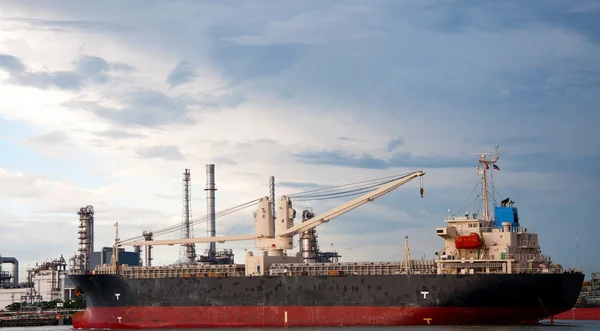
[278,171,425,236]
[119,234,262,247]
[116,171,425,249]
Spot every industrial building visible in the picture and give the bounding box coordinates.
[90,247,140,270]
[0,255,76,310]
[1,204,140,311]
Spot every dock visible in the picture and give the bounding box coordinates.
[0,309,82,328]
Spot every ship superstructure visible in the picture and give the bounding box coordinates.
[68,147,584,328]
[435,146,558,275]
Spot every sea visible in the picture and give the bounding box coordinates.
[1,321,599,331]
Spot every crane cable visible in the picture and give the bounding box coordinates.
[287,173,410,197]
[121,172,419,242]
[120,198,260,243]
[287,173,413,201]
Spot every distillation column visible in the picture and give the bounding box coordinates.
[143,231,153,266]
[76,205,94,272]
[299,210,320,263]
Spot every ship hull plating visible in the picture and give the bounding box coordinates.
[554,307,600,320]
[72,306,574,328]
[70,272,583,328]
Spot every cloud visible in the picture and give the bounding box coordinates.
[167,60,198,88]
[0,54,25,73]
[0,165,184,280]
[93,129,144,139]
[290,150,473,170]
[195,90,247,109]
[13,70,83,91]
[475,137,542,147]
[0,0,598,279]
[66,90,194,127]
[73,55,110,83]
[208,41,306,83]
[111,62,135,72]
[64,87,246,128]
[278,181,328,191]
[386,138,404,152]
[211,157,238,166]
[0,53,125,91]
[21,131,71,147]
[134,145,184,161]
[223,4,384,46]
[503,152,600,175]
[2,17,135,33]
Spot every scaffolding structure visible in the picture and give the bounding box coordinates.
[179,169,196,264]
[26,255,67,301]
[401,236,411,274]
[143,231,154,266]
[76,205,94,273]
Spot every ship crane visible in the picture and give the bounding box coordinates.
[118,171,425,257]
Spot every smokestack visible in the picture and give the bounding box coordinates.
[205,164,217,256]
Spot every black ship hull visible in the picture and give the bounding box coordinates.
[70,271,584,328]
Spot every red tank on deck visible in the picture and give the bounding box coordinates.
[455,232,483,250]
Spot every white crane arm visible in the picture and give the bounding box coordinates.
[279,170,425,236]
[119,234,262,247]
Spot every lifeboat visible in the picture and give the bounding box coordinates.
[455,232,483,249]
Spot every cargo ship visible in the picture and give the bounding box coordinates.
[555,273,600,320]
[68,146,584,328]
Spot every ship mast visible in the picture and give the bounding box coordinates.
[112,221,120,273]
[475,145,499,221]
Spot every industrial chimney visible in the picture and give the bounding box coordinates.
[205,164,217,257]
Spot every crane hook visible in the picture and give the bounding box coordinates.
[419,176,424,198]
[420,187,424,198]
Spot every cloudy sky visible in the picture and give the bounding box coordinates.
[0,0,598,282]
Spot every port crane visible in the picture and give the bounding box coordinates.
[117,171,425,261]
[118,171,425,251]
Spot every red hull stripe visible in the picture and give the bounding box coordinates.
[73,306,571,328]
[554,308,600,320]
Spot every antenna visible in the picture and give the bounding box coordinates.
[474,145,500,221]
